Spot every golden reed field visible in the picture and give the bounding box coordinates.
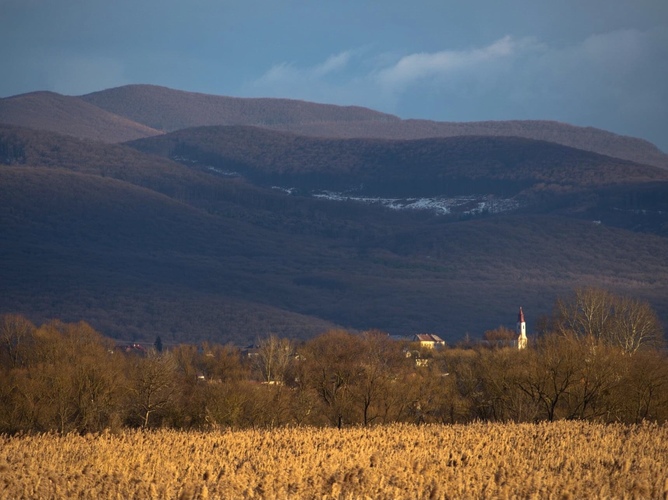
[1,421,667,499]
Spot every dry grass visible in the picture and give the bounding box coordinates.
[2,421,667,499]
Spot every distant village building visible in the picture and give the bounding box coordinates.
[517,307,528,350]
[412,333,446,349]
[114,342,147,355]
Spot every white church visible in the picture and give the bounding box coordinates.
[517,306,528,349]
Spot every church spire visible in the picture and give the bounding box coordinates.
[517,306,527,349]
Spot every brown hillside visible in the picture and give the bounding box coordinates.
[0,146,668,342]
[80,84,398,132]
[0,124,217,203]
[271,119,668,170]
[128,126,668,195]
[2,126,667,344]
[79,84,667,168]
[0,167,341,344]
[2,162,668,343]
[0,124,356,223]
[0,91,162,143]
[5,84,665,170]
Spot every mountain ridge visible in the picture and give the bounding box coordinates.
[1,83,666,168]
[80,84,399,131]
[127,125,668,197]
[0,91,162,143]
[271,118,668,169]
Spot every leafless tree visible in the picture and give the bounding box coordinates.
[483,326,517,348]
[516,333,581,421]
[553,287,664,353]
[0,314,35,368]
[297,330,363,428]
[617,349,668,422]
[128,352,177,428]
[609,296,664,353]
[255,335,294,384]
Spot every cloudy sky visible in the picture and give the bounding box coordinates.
[1,0,667,151]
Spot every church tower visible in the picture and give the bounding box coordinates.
[517,306,527,349]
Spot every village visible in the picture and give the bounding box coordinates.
[114,306,531,379]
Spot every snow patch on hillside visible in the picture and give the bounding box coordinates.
[172,156,241,176]
[310,191,520,215]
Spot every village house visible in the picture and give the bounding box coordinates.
[412,333,446,349]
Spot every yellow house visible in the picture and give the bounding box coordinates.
[412,333,446,349]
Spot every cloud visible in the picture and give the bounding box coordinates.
[249,37,543,108]
[507,28,668,133]
[256,50,352,86]
[248,50,385,108]
[249,30,668,149]
[312,52,352,78]
[374,36,540,93]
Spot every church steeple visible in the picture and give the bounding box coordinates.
[517,306,527,349]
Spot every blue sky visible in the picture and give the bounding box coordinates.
[1,0,667,151]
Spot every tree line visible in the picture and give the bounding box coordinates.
[0,288,665,434]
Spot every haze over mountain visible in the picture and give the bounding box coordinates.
[1,84,667,345]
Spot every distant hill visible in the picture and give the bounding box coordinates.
[3,84,666,170]
[0,91,162,143]
[81,84,668,168]
[80,84,398,131]
[272,119,668,170]
[0,166,341,344]
[1,125,667,344]
[128,125,668,196]
[2,165,667,344]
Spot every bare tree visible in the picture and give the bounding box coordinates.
[0,314,35,368]
[553,287,664,353]
[297,330,363,428]
[474,348,539,422]
[198,342,247,383]
[610,296,664,353]
[255,335,294,384]
[128,352,177,428]
[352,330,406,426]
[554,287,615,340]
[516,333,581,421]
[483,326,517,348]
[617,349,668,422]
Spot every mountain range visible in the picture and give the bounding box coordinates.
[1,84,667,345]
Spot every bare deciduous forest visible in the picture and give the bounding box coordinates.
[1,289,665,435]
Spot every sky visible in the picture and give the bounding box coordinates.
[1,0,667,151]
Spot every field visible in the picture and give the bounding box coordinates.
[2,422,667,499]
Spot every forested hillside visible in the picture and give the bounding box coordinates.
[3,84,666,168]
[0,92,161,142]
[80,84,397,132]
[1,86,667,345]
[2,129,668,342]
[1,294,665,434]
[128,125,668,196]
[274,118,668,169]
